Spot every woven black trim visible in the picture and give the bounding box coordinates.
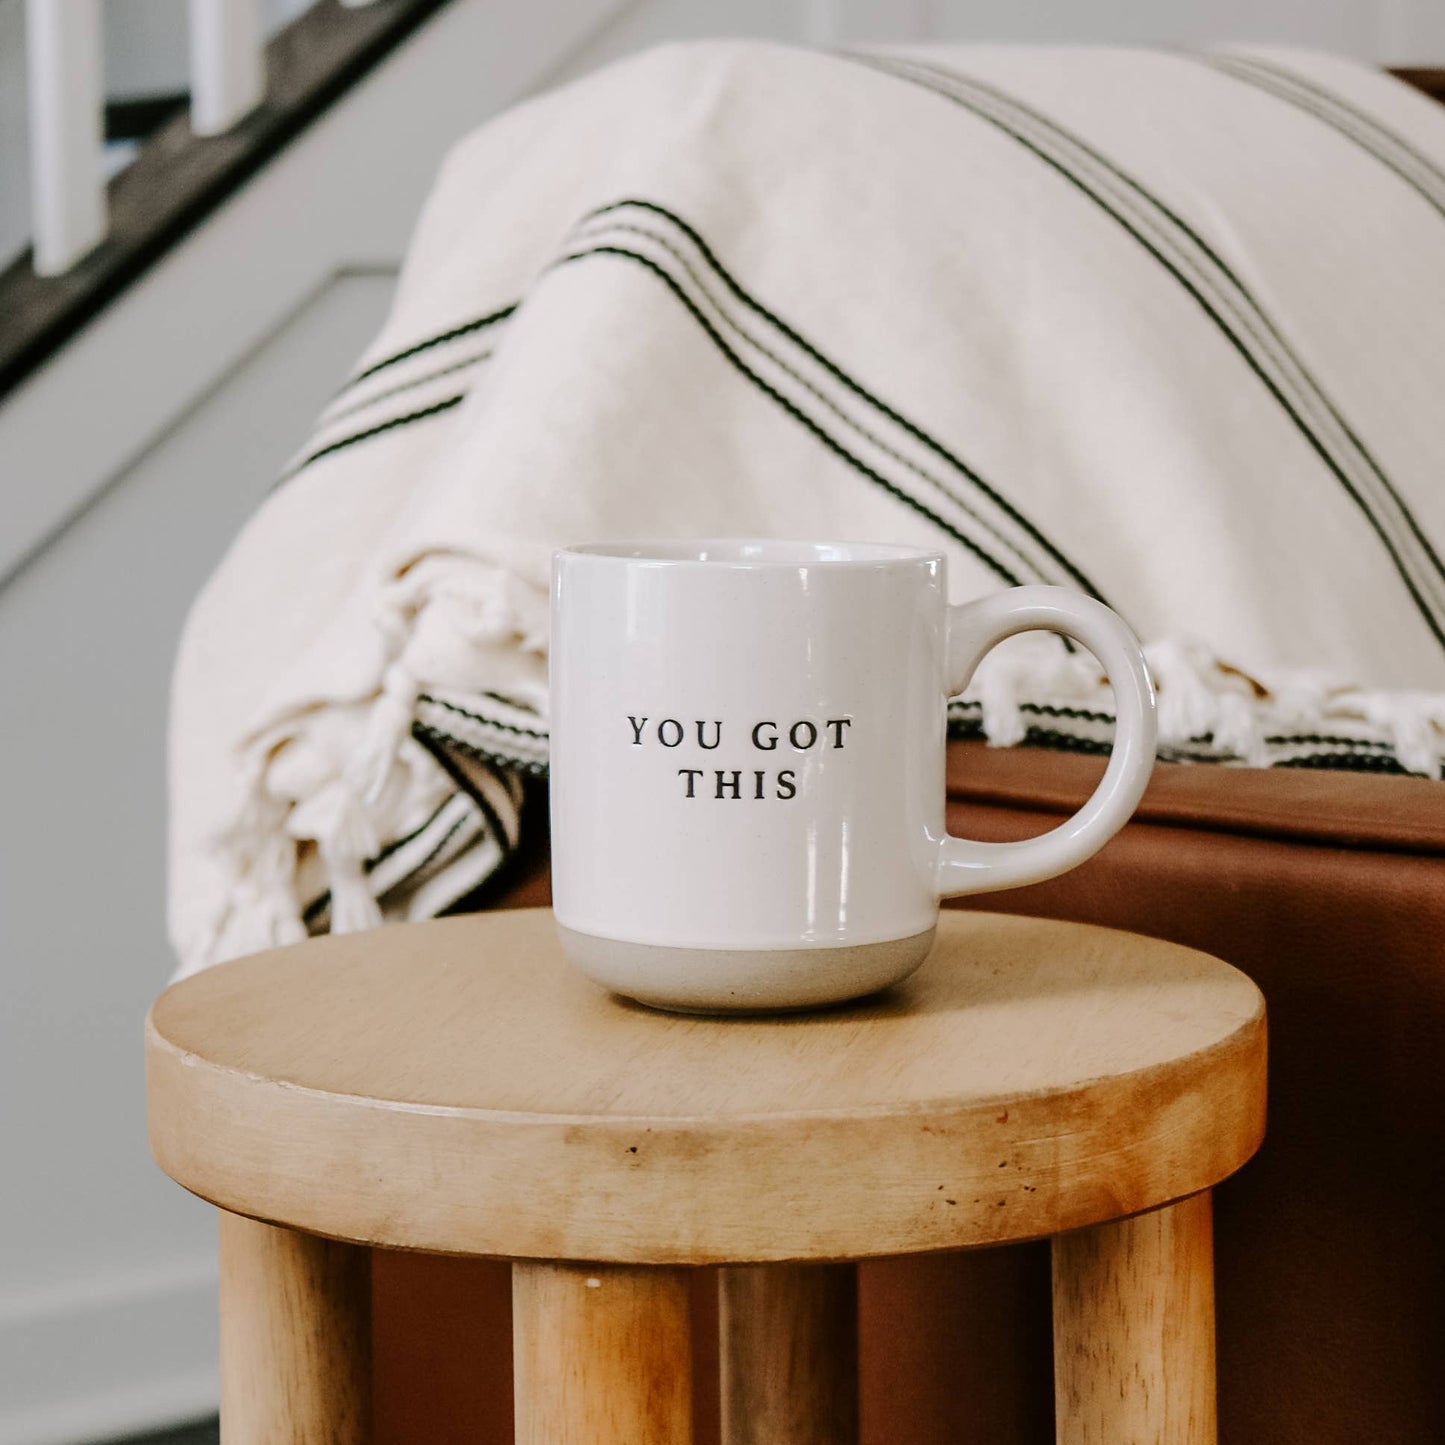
[1263,732,1392,750]
[947,709,1432,773]
[418,693,549,741]
[480,689,542,715]
[412,721,549,778]
[1274,751,1411,774]
[949,699,1117,725]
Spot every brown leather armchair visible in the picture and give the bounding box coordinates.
[370,742,1445,1444]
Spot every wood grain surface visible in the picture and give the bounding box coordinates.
[218,1212,370,1443]
[1052,1191,1217,1443]
[147,908,1266,1262]
[513,1261,692,1444]
[719,1263,858,1445]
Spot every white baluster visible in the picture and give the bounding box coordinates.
[810,0,934,42]
[805,0,843,45]
[189,0,264,137]
[26,0,106,276]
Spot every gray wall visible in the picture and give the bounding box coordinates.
[101,0,312,97]
[0,0,30,269]
[0,271,391,1443]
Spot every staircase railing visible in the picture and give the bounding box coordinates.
[2,0,448,400]
[24,0,379,277]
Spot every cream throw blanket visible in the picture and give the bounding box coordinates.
[169,42,1445,977]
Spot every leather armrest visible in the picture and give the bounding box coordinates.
[947,741,1445,854]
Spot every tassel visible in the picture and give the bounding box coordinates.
[347,660,420,807]
[1146,639,1225,744]
[190,772,307,970]
[288,778,383,935]
[965,633,1096,748]
[327,861,384,935]
[1264,670,1340,729]
[1349,689,1445,778]
[973,656,1028,747]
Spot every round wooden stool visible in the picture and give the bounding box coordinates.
[146,908,1265,1444]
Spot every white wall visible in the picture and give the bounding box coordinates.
[1,0,1443,1441]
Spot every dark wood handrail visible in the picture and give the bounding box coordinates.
[0,0,450,402]
[1392,66,1445,103]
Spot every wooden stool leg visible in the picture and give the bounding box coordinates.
[1052,1190,1216,1445]
[218,1210,371,1443]
[718,1262,859,1445]
[512,1261,693,1444]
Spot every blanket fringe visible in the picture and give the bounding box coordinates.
[288,779,384,934]
[185,560,550,974]
[187,612,1442,977]
[960,634,1445,778]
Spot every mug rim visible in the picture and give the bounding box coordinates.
[557,538,944,568]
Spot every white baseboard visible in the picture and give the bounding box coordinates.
[0,1259,218,1445]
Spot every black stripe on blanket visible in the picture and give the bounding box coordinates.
[340,302,517,393]
[411,725,524,856]
[301,789,468,927]
[553,240,1036,589]
[304,734,529,930]
[859,52,1445,654]
[307,814,482,924]
[576,199,1106,600]
[419,693,549,743]
[1274,751,1412,774]
[322,348,494,427]
[415,712,543,788]
[279,393,466,484]
[1198,52,1445,223]
[575,220,1034,589]
[477,688,542,715]
[414,719,550,779]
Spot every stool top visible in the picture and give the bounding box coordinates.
[147,908,1265,1263]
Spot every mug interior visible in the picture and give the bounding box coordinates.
[562,539,940,566]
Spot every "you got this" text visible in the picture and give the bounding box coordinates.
[625,714,853,801]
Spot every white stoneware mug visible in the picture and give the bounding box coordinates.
[550,541,1155,1012]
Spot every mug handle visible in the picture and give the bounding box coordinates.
[937,586,1157,897]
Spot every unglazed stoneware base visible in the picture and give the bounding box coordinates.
[555,923,938,1013]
